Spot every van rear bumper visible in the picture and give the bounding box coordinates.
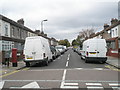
[24,58,48,63]
[85,57,107,62]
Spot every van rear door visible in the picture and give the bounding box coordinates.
[34,39,43,60]
[88,42,97,57]
[24,39,35,60]
[97,40,106,57]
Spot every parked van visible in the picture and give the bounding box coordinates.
[81,38,107,63]
[23,36,52,66]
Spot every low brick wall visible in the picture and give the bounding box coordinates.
[0,51,5,63]
[107,49,119,58]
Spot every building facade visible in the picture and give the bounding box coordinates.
[105,19,120,58]
[0,15,58,63]
[0,15,38,63]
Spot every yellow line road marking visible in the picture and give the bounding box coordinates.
[0,68,30,78]
[105,65,120,72]
[0,70,20,78]
[22,68,30,71]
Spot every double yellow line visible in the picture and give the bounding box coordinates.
[105,65,120,72]
[0,68,29,78]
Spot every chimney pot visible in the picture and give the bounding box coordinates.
[111,18,118,25]
[17,18,24,25]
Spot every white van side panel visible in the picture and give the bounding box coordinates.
[41,38,52,60]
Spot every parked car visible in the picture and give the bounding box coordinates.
[63,46,67,51]
[23,36,52,66]
[50,46,57,61]
[81,38,107,63]
[55,45,65,54]
[75,46,81,55]
[55,48,61,57]
[73,46,79,53]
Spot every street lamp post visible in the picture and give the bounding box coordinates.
[41,19,48,33]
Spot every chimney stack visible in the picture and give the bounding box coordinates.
[111,18,118,25]
[17,18,24,25]
[104,24,109,30]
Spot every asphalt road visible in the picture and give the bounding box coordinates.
[1,49,120,90]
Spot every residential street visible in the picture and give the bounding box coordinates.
[1,49,120,89]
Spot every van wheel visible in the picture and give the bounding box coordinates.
[101,61,106,64]
[51,59,53,62]
[26,62,30,67]
[81,57,83,60]
[44,61,48,66]
[85,59,88,63]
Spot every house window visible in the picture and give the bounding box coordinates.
[5,25,8,36]
[112,30,114,37]
[17,28,20,38]
[116,28,118,36]
[29,32,30,37]
[0,23,1,36]
[111,41,115,49]
[26,31,28,38]
[21,30,24,39]
[2,44,4,50]
[11,27,15,37]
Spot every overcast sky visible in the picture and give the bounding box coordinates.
[0,0,119,42]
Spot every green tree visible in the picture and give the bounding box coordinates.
[72,39,78,46]
[58,40,65,45]
[67,41,70,47]
[58,39,70,47]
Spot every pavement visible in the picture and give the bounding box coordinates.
[106,56,120,69]
[0,56,120,72]
[1,60,25,71]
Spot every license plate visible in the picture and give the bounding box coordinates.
[89,52,96,54]
[27,57,33,59]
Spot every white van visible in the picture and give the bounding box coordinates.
[23,36,52,66]
[81,38,107,63]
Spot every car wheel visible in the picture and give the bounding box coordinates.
[51,59,53,62]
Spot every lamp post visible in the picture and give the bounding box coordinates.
[41,19,48,33]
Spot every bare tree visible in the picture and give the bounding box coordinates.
[79,28,96,40]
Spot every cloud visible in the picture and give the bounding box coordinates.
[0,0,118,42]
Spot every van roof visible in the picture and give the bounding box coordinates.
[84,38,105,43]
[26,36,46,40]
